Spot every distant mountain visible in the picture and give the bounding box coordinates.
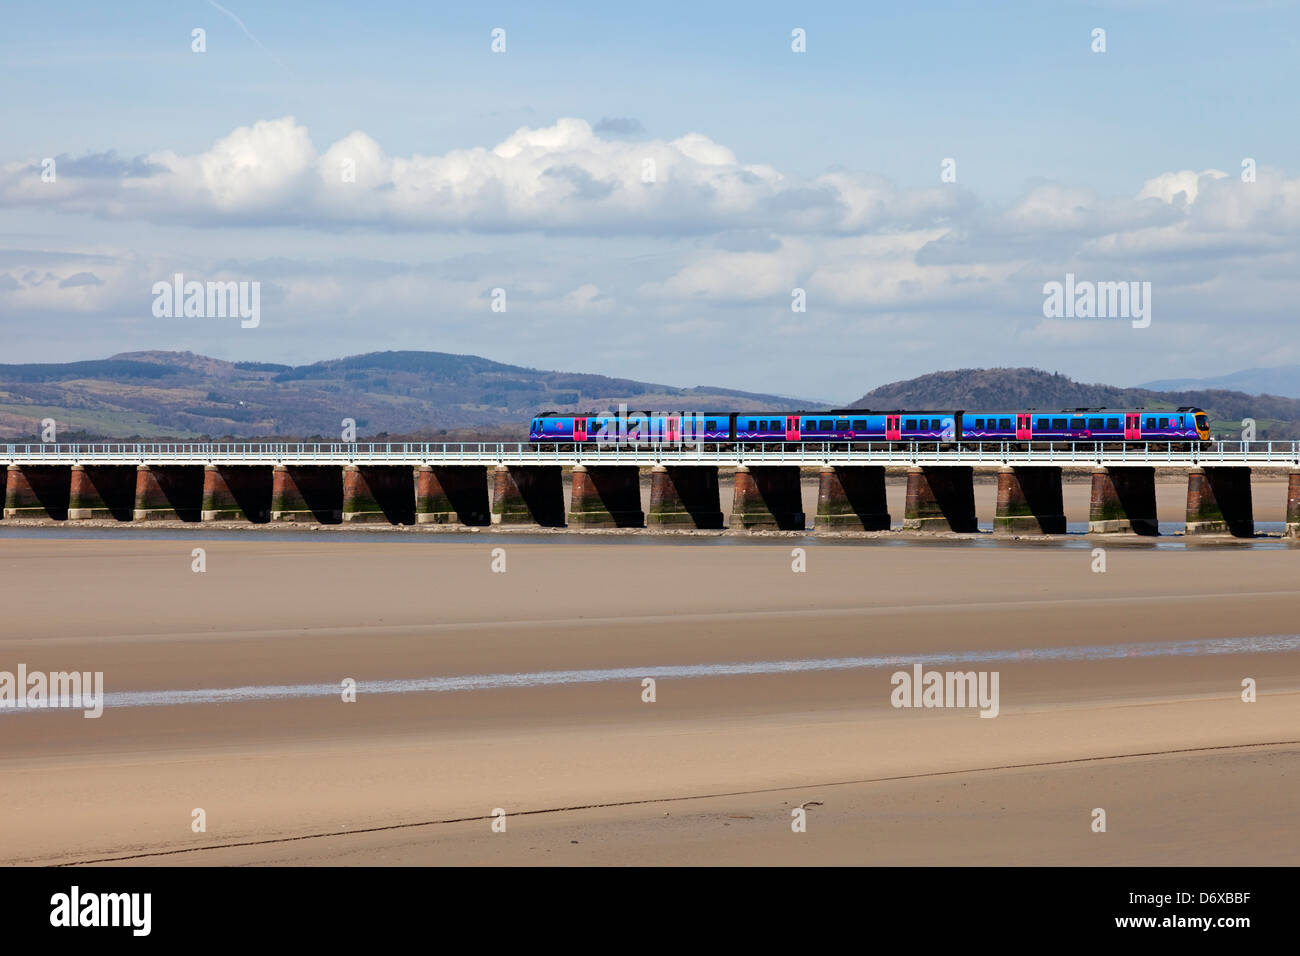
[1139,366,1300,400]
[0,349,824,441]
[851,367,1300,439]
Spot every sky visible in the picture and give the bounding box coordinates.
[1,0,1298,402]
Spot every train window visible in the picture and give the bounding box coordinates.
[1159,417,1170,428]
[999,418,1011,430]
[1052,418,1066,429]
[706,420,717,431]
[974,418,985,429]
[1088,418,1103,429]
[852,419,866,430]
[1146,418,1157,429]
[819,420,832,430]
[1070,418,1084,429]
[1107,418,1119,429]
[835,419,849,430]
[905,420,916,430]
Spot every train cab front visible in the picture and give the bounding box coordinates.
[1194,410,1210,441]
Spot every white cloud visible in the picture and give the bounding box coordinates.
[560,283,613,312]
[0,116,966,235]
[1137,168,1228,206]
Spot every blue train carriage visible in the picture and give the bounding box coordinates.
[735,411,885,442]
[529,411,735,443]
[734,411,960,442]
[876,411,960,442]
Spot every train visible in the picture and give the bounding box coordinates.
[529,407,1211,443]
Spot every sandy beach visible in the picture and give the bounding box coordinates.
[1,529,1298,866]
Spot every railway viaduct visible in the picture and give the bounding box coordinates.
[3,442,1299,537]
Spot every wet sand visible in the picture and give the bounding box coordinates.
[1,537,1298,865]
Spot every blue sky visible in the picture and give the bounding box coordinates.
[2,0,1298,400]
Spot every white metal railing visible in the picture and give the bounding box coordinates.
[1,441,1297,467]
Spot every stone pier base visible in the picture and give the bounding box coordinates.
[343,465,415,524]
[133,465,203,521]
[416,465,490,525]
[994,466,1066,535]
[69,465,136,520]
[902,466,977,532]
[4,465,71,520]
[271,465,343,523]
[568,465,644,528]
[1286,469,1300,540]
[646,465,725,529]
[729,466,805,531]
[491,465,565,526]
[1185,466,1254,537]
[1088,467,1158,535]
[202,465,272,522]
[814,466,890,531]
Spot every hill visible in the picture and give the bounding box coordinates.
[1140,366,1300,400]
[0,350,823,441]
[851,367,1300,440]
